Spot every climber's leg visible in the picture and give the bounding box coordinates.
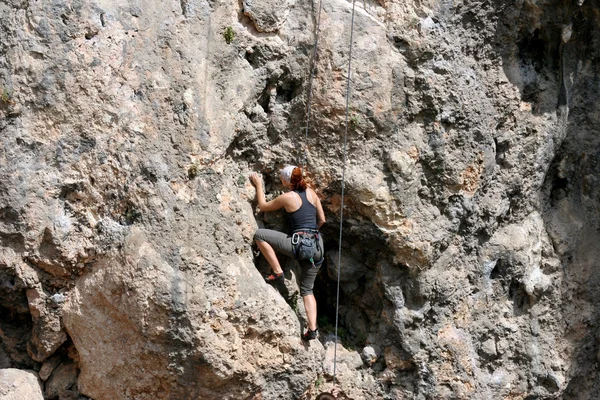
[254,229,294,278]
[256,240,283,275]
[300,260,320,334]
[303,294,317,331]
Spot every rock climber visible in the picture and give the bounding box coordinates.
[249,165,326,341]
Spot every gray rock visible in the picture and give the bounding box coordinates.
[480,339,497,358]
[0,369,43,400]
[50,294,66,307]
[26,288,67,362]
[39,356,62,381]
[1,0,600,398]
[243,0,294,32]
[326,250,367,282]
[322,340,363,378]
[44,362,78,400]
[361,346,378,365]
[0,347,10,370]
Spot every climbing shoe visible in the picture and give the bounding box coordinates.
[302,328,318,341]
[265,272,284,283]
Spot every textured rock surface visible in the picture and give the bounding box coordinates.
[44,360,78,399]
[1,0,600,399]
[0,369,44,400]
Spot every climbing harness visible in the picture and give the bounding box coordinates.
[332,0,357,388]
[301,0,325,168]
[291,228,323,267]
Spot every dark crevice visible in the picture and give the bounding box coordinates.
[496,0,567,115]
[122,201,142,225]
[0,206,20,226]
[545,151,570,207]
[0,304,35,369]
[508,279,530,315]
[180,0,189,17]
[59,182,85,201]
[223,129,262,164]
[244,45,282,68]
[314,220,400,351]
[538,374,560,393]
[551,176,568,203]
[244,48,259,68]
[257,85,271,114]
[493,136,510,167]
[140,165,158,183]
[517,28,560,74]
[84,29,98,40]
[390,34,410,52]
[276,75,302,103]
[490,259,509,280]
[0,268,28,315]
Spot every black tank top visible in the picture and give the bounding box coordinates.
[287,190,318,232]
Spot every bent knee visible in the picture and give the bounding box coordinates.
[254,229,268,242]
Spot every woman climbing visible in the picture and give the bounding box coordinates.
[250,165,326,341]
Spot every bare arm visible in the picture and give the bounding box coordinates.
[310,188,326,228]
[250,172,289,212]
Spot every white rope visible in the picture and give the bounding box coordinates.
[333,0,357,386]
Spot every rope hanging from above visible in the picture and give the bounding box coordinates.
[332,0,358,388]
[304,0,356,395]
[301,0,325,169]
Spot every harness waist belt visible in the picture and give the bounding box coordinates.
[293,228,319,234]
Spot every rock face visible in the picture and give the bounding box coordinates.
[0,369,44,400]
[1,0,600,399]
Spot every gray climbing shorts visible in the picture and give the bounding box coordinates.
[254,228,323,296]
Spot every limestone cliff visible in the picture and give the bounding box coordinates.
[1,0,599,399]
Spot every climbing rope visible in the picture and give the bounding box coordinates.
[301,0,325,169]
[333,0,357,387]
[299,0,356,391]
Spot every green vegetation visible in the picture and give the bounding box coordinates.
[337,326,350,344]
[317,315,354,348]
[433,162,445,176]
[349,113,360,129]
[317,315,332,332]
[123,203,141,225]
[223,26,235,44]
[237,174,246,186]
[0,87,13,105]
[315,375,324,388]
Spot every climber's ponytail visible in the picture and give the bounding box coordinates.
[290,167,308,190]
